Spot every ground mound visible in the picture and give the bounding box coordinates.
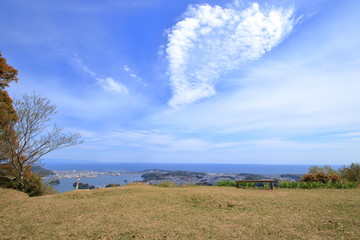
[0,187,28,204]
[0,185,359,239]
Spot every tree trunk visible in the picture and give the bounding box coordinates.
[19,171,25,192]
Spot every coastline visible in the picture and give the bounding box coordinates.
[45,168,303,193]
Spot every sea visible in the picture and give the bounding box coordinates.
[43,162,341,193]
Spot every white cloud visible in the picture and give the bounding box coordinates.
[98,77,128,94]
[154,59,360,137]
[166,2,296,108]
[123,65,130,72]
[73,56,128,95]
[328,132,360,138]
[101,129,209,151]
[123,65,147,87]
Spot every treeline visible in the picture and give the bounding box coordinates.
[142,171,207,181]
[217,163,360,189]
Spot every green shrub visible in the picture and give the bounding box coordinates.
[0,173,56,196]
[289,181,300,188]
[215,180,258,188]
[299,182,313,189]
[279,180,357,189]
[237,182,256,188]
[24,174,45,197]
[278,181,290,188]
[0,176,19,189]
[347,182,358,188]
[216,180,237,187]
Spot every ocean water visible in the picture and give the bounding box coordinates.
[49,173,143,193]
[44,162,341,174]
[44,162,341,193]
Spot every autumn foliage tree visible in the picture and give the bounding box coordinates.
[0,52,19,182]
[0,53,82,194]
[0,52,18,137]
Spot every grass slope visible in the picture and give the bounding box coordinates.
[0,185,359,240]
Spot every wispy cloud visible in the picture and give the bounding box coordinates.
[73,56,128,95]
[12,0,165,13]
[61,127,360,156]
[325,132,360,142]
[98,77,128,94]
[102,129,209,151]
[123,65,147,87]
[166,1,296,108]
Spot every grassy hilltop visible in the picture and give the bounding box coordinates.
[1,185,359,240]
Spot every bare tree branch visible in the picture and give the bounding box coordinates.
[1,93,83,191]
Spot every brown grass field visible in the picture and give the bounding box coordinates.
[1,185,359,240]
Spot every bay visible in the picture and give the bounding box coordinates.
[44,162,342,193]
[49,173,143,193]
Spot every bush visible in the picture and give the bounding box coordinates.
[278,181,299,189]
[315,172,329,183]
[308,165,338,175]
[0,173,54,196]
[301,173,340,184]
[279,180,357,189]
[216,180,237,187]
[0,175,19,189]
[328,174,341,184]
[237,182,256,188]
[339,162,360,183]
[105,183,120,188]
[301,174,318,183]
[24,174,43,196]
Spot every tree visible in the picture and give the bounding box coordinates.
[0,93,82,192]
[308,165,338,175]
[0,52,19,187]
[339,162,360,183]
[0,52,19,162]
[0,52,18,88]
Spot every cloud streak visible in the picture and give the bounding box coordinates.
[123,65,147,87]
[166,2,296,107]
[73,56,128,95]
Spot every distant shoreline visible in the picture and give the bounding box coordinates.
[45,169,303,193]
[43,162,334,175]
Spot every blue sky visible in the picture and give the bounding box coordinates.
[1,0,359,164]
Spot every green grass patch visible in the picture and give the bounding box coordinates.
[279,181,358,189]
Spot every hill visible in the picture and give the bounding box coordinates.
[31,166,55,176]
[0,185,359,239]
[0,188,28,204]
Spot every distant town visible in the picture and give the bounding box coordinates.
[44,169,302,186]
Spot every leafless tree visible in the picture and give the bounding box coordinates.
[0,93,82,191]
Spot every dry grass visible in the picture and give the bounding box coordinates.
[0,188,28,204]
[0,185,359,240]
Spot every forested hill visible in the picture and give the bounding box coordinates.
[31,166,55,176]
